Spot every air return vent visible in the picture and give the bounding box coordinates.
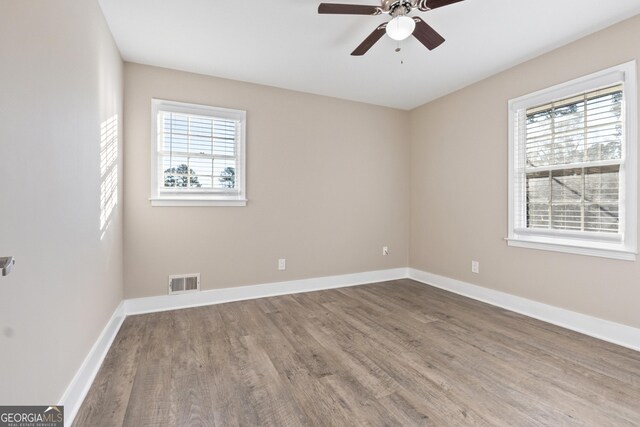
[168,273,200,295]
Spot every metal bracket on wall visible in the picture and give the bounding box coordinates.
[1,257,15,276]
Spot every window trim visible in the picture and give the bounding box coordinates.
[507,61,637,261]
[149,99,247,207]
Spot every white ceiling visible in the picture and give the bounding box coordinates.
[98,0,640,110]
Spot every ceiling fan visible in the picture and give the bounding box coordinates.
[318,0,464,56]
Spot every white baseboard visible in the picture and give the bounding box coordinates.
[59,301,126,427]
[408,268,640,352]
[125,268,409,315]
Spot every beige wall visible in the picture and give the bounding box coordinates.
[0,0,123,403]
[410,14,640,329]
[123,63,410,298]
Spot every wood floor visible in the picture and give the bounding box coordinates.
[74,279,640,426]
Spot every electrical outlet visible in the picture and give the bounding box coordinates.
[471,260,479,274]
[383,246,389,256]
[278,258,286,271]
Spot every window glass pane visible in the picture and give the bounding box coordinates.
[550,169,583,230]
[189,157,213,177]
[585,203,618,232]
[553,101,584,135]
[197,176,213,188]
[587,92,622,128]
[214,158,236,189]
[551,169,582,202]
[551,203,582,230]
[163,158,190,188]
[584,166,619,202]
[213,120,237,156]
[526,172,550,201]
[526,173,550,228]
[584,166,619,232]
[189,117,213,137]
[527,203,550,229]
[171,114,189,134]
[526,109,552,167]
[553,130,583,165]
[585,125,622,161]
[166,156,188,172]
[190,135,213,155]
[188,157,213,189]
[169,134,189,153]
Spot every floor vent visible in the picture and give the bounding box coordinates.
[169,273,200,295]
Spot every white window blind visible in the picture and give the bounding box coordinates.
[523,85,622,234]
[150,99,247,207]
[159,112,239,192]
[507,61,637,260]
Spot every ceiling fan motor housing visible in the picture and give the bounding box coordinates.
[383,0,413,16]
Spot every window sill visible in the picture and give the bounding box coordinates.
[506,235,636,261]
[149,197,247,207]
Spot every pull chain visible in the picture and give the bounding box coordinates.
[395,41,404,65]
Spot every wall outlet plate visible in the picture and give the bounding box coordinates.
[278,258,286,270]
[471,260,480,274]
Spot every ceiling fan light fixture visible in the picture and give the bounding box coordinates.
[386,15,415,41]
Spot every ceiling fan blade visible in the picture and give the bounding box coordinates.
[351,24,386,56]
[417,0,464,11]
[318,3,381,15]
[412,17,445,50]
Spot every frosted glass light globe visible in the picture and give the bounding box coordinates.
[386,16,415,41]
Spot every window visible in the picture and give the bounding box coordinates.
[150,99,246,206]
[508,62,637,260]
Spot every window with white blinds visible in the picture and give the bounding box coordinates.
[508,62,637,260]
[150,99,246,207]
[525,85,622,233]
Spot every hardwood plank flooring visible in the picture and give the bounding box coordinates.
[74,279,640,426]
